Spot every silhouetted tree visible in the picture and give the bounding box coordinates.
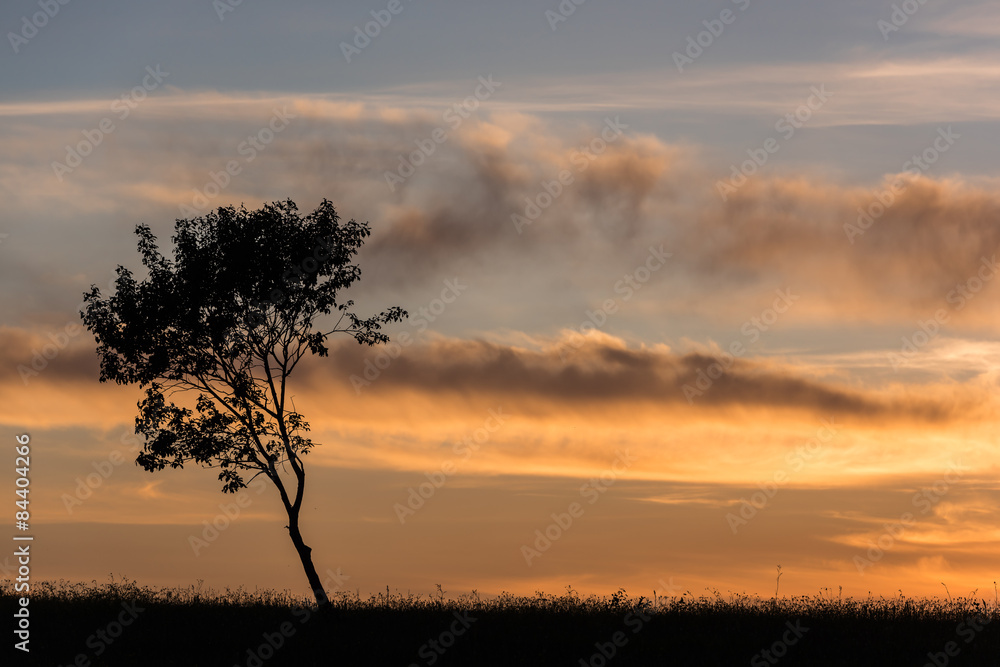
[81,199,405,609]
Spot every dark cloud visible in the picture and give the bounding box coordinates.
[315,336,972,421]
[0,326,99,386]
[688,176,1000,315]
[10,98,1000,329]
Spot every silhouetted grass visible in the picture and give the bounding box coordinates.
[5,578,999,665]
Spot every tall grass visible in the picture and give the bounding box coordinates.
[4,577,998,666]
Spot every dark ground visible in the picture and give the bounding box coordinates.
[6,581,1000,666]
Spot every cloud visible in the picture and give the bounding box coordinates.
[0,325,99,386]
[5,307,984,429]
[316,333,982,423]
[7,90,1000,332]
[685,173,1000,325]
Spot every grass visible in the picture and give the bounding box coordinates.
[5,578,1000,666]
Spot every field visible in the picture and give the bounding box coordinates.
[6,578,1000,666]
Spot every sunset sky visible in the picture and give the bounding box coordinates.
[3,0,1000,603]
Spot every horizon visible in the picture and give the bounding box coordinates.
[3,0,1000,606]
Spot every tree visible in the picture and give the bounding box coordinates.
[81,199,406,609]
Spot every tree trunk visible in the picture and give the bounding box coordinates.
[286,509,331,610]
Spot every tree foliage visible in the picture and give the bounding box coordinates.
[81,199,406,495]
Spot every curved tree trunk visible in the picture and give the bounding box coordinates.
[286,508,331,610]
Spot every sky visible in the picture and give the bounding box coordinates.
[3,0,1000,604]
